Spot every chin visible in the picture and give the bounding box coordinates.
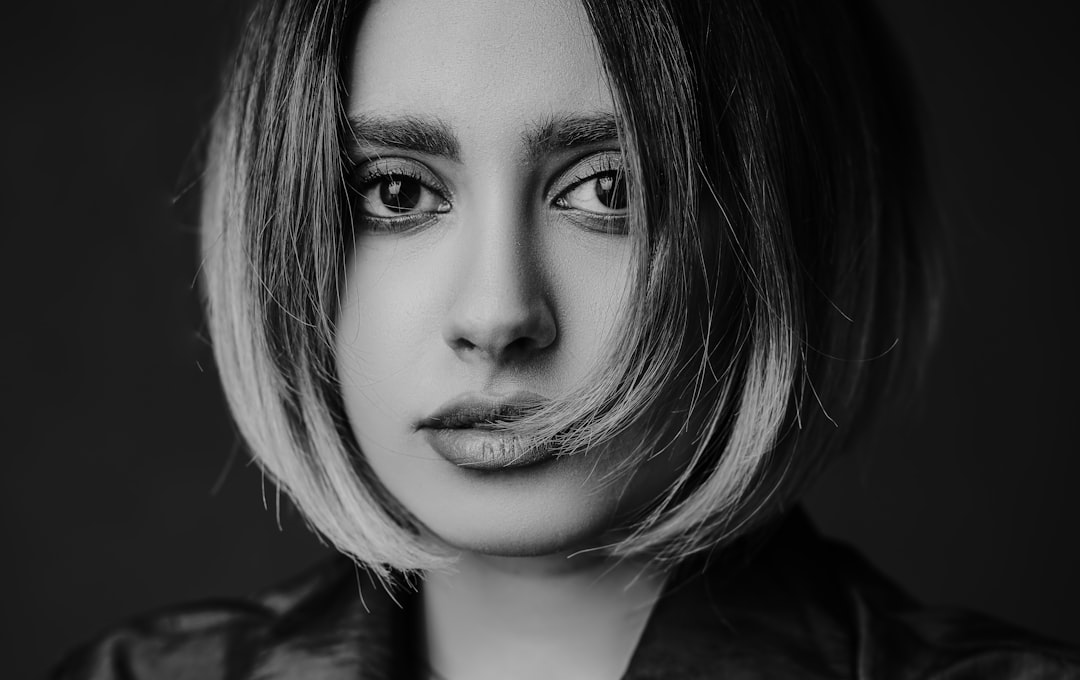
[377,451,629,558]
[428,509,617,558]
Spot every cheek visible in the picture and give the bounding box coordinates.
[337,238,441,359]
[541,227,636,359]
[334,239,444,435]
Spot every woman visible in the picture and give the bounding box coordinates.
[55,0,1080,678]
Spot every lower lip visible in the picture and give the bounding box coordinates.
[422,428,554,471]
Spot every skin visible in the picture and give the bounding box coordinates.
[336,0,691,676]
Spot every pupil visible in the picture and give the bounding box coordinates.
[380,175,422,212]
[596,173,626,210]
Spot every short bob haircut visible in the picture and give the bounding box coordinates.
[201,0,939,579]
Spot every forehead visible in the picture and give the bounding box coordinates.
[347,0,615,141]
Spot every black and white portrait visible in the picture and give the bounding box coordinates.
[3,1,1078,678]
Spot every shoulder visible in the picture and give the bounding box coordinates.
[51,557,415,680]
[634,510,1080,680]
[815,535,1080,679]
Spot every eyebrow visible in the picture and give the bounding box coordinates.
[345,112,620,162]
[347,113,460,160]
[524,113,621,158]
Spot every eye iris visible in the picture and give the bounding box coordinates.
[379,175,422,212]
[595,173,626,210]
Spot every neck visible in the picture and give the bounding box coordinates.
[423,551,669,680]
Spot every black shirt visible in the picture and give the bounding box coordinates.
[53,511,1080,679]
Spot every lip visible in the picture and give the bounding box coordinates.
[418,391,553,470]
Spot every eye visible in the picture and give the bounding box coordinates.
[555,171,627,214]
[359,174,449,217]
[353,159,451,221]
[550,152,629,233]
[552,152,628,216]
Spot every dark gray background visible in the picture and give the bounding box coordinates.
[2,1,1077,677]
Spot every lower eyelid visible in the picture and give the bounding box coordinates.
[558,210,629,235]
[358,211,444,235]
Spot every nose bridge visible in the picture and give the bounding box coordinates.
[443,191,556,362]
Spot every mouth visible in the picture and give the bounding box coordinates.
[418,392,554,470]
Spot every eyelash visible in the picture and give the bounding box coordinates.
[350,152,629,235]
[550,152,629,234]
[351,159,451,233]
[554,154,622,195]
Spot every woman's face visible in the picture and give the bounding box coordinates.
[337,0,687,556]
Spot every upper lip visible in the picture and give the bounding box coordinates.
[418,391,548,430]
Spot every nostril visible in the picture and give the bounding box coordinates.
[450,336,478,353]
[443,306,557,364]
[440,242,558,363]
[502,333,552,361]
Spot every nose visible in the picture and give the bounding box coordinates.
[441,212,557,365]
